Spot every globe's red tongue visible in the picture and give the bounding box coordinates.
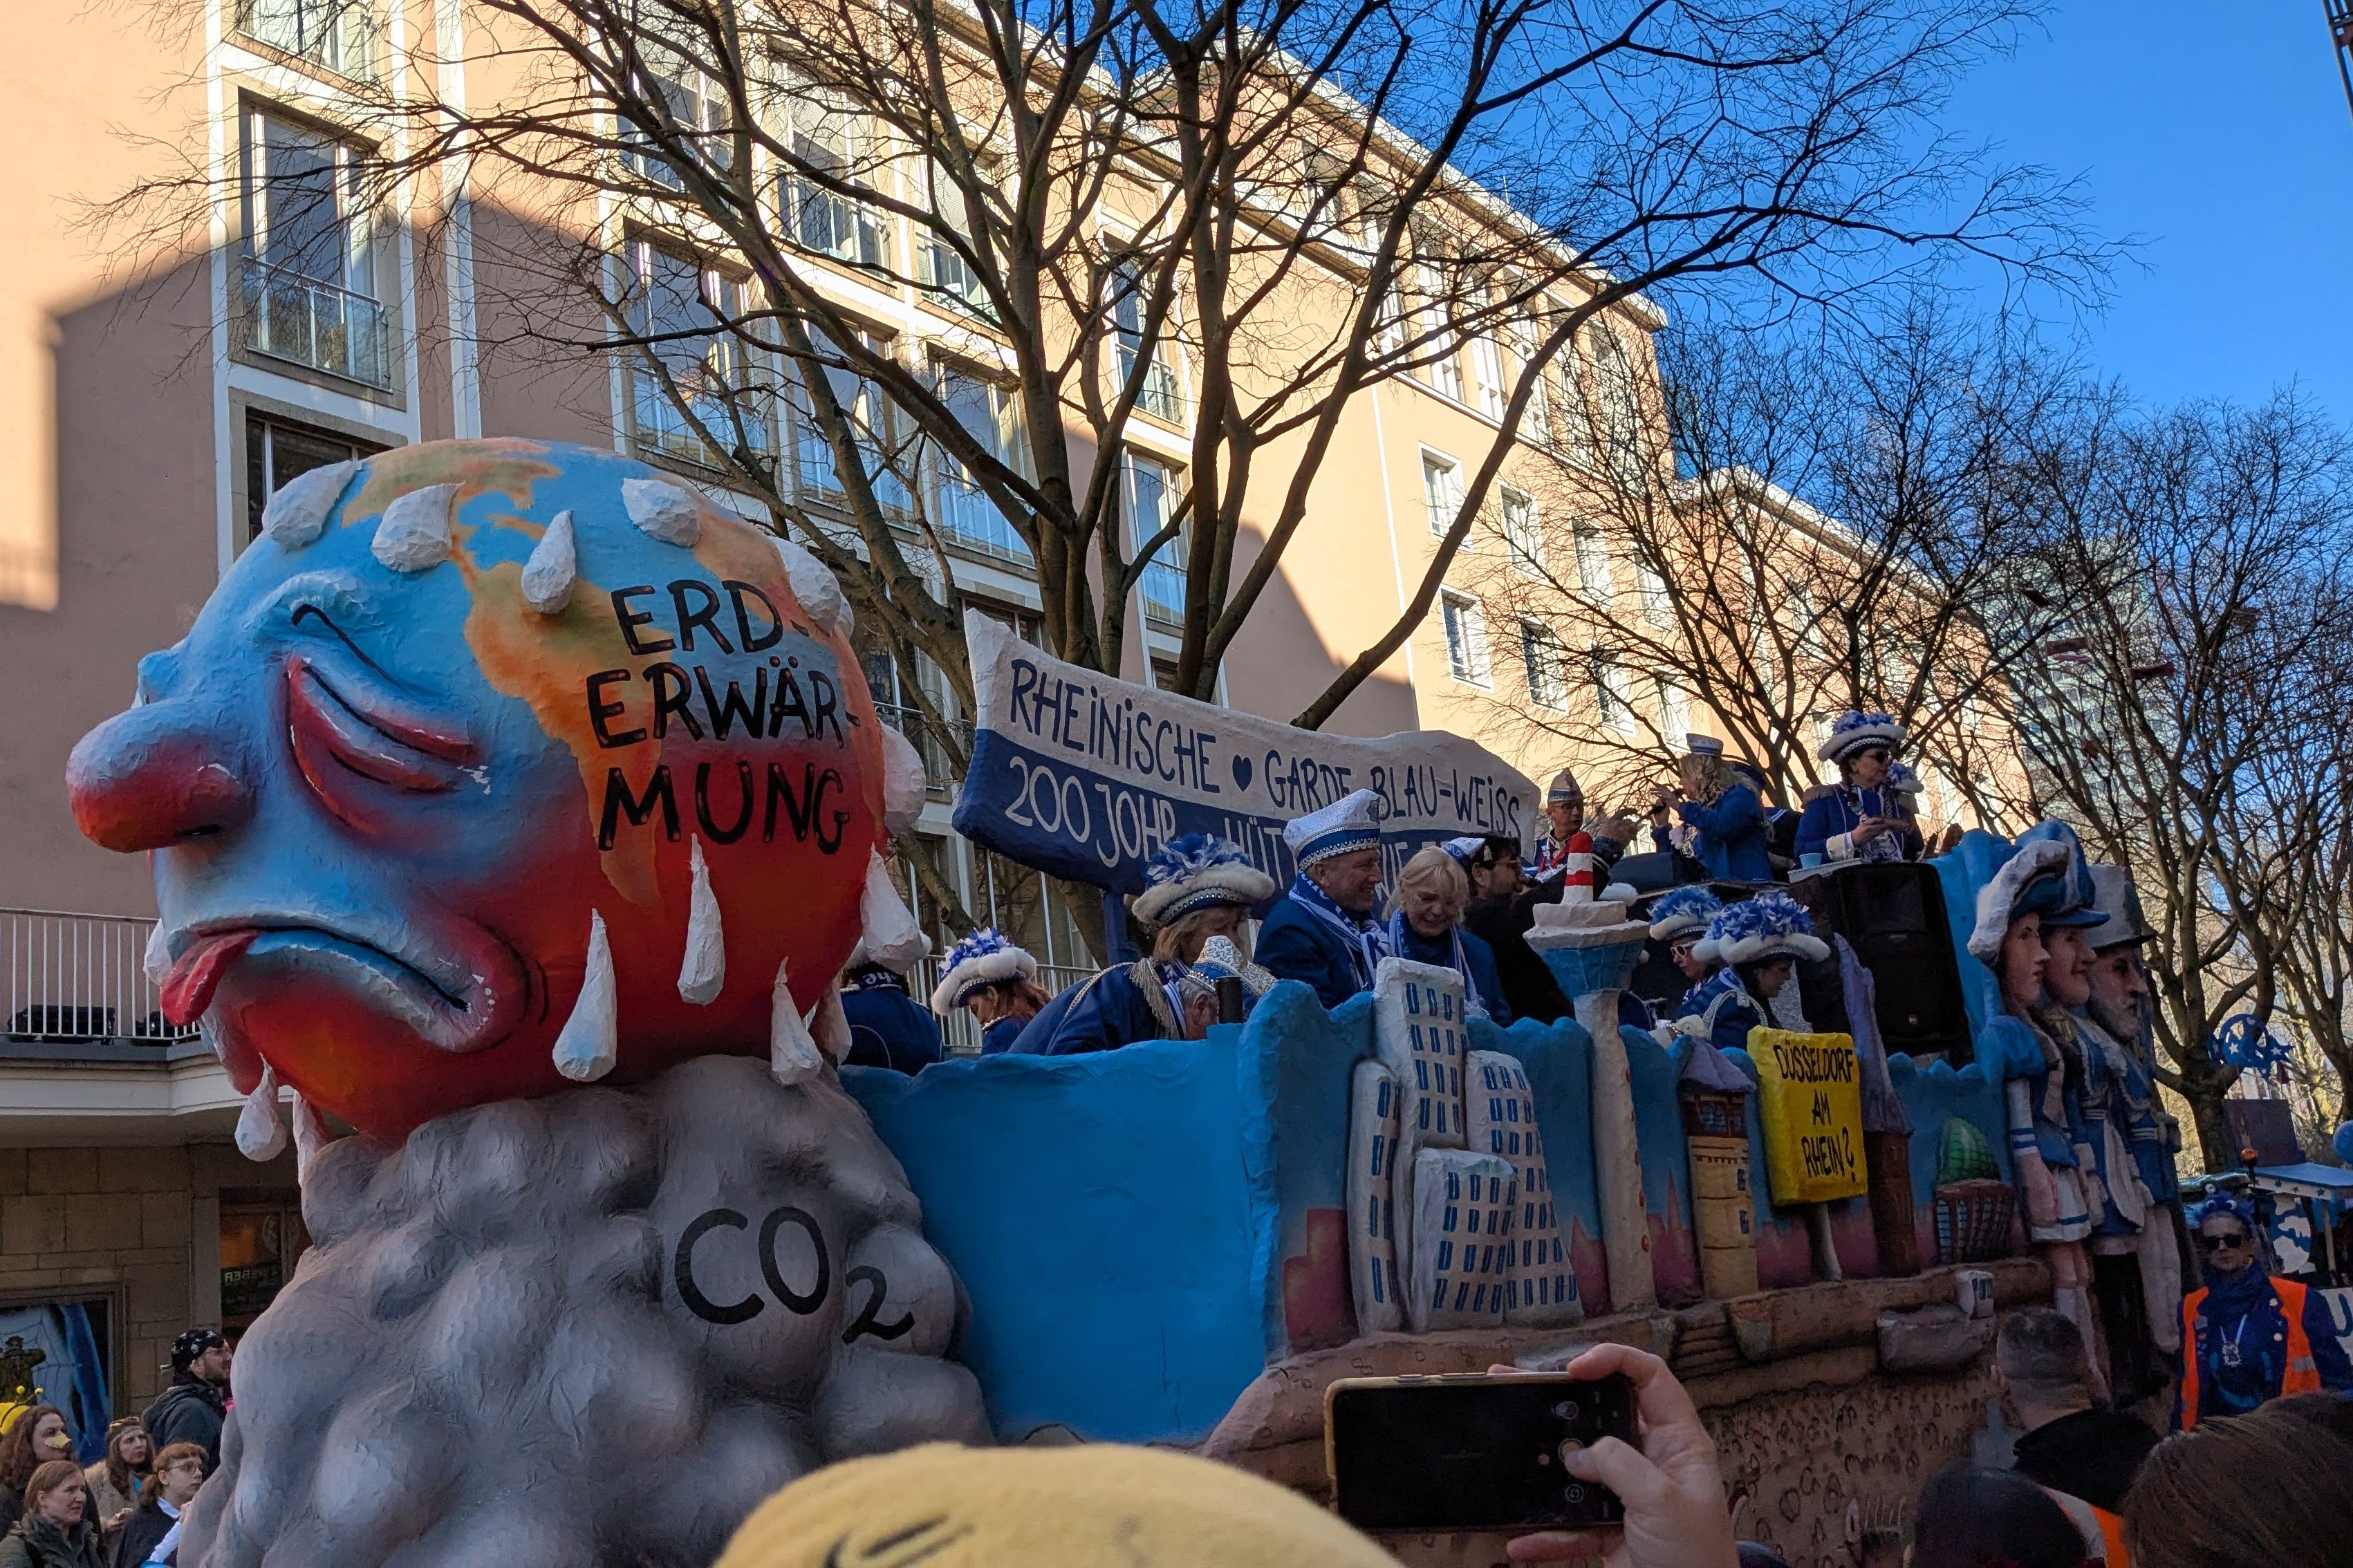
[161,928,259,1025]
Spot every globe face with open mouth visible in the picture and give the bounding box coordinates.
[68,438,884,1141]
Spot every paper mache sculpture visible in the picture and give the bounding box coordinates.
[65,439,983,1565]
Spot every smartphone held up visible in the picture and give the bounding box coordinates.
[1325,1371,1638,1535]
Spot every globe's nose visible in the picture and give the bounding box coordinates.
[66,702,255,853]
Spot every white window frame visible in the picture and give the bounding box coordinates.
[1442,590,1491,687]
[1572,521,1611,601]
[780,71,888,268]
[1501,486,1542,577]
[1590,647,1636,734]
[1521,619,1568,709]
[1593,326,1646,489]
[1470,331,1507,420]
[1126,452,1188,624]
[1422,449,1464,540]
[1107,254,1187,424]
[1654,673,1691,740]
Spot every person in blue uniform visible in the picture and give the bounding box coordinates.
[1671,889,1826,1054]
[929,927,1052,1055]
[1395,843,1513,1023]
[1655,736,1771,882]
[1255,790,1391,1009]
[1645,885,1724,1015]
[839,946,945,1074]
[1012,833,1275,1055]
[1794,710,1923,866]
[1528,770,1584,879]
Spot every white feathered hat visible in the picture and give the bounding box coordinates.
[1131,832,1276,927]
[1817,710,1909,764]
[1694,888,1827,967]
[929,927,1038,1013]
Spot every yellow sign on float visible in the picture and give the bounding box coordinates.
[1747,1029,1868,1205]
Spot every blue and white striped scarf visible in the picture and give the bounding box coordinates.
[1287,872,1390,990]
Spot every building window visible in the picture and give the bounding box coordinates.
[221,1201,309,1332]
[929,368,1029,561]
[1470,332,1507,419]
[235,0,374,79]
[918,158,996,319]
[621,53,729,192]
[1126,454,1187,623]
[785,325,906,510]
[1422,451,1463,539]
[245,414,386,541]
[626,240,771,467]
[1511,312,1551,446]
[782,77,886,267]
[1521,621,1566,708]
[1655,674,1691,740]
[1109,260,1185,423]
[236,107,389,389]
[1572,522,1610,599]
[1554,329,1595,469]
[1635,557,1671,624]
[1442,591,1490,686]
[1590,648,1636,733]
[1501,487,1542,576]
[1593,328,1646,489]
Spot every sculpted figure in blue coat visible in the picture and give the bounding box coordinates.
[1794,710,1922,866]
[1656,738,1771,883]
[1013,834,1275,1056]
[929,927,1052,1056]
[1255,788,1391,1010]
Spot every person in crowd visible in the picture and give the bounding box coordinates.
[837,940,943,1075]
[1391,846,1513,1023]
[929,928,1051,1056]
[1794,711,1923,866]
[1970,827,2112,1395]
[1498,1345,1740,1567]
[0,1409,75,1538]
[1256,791,1389,1009]
[1904,1466,2112,1568]
[1014,834,1274,1054]
[1672,890,1826,1054]
[1445,834,1524,902]
[77,1422,145,1533]
[1646,886,1725,1012]
[1727,760,1801,877]
[1657,736,1771,882]
[1997,1308,2157,1515]
[140,1334,227,1477]
[0,1462,99,1568]
[2175,1191,2352,1428]
[2121,1394,2353,1568]
[109,1441,202,1568]
[1529,770,1584,878]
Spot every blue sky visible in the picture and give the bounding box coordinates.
[1940,1,2353,416]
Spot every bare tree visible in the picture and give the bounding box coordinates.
[1458,306,2083,821]
[1988,393,2353,1167]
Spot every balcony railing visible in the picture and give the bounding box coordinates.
[632,367,774,469]
[236,0,375,80]
[918,235,993,320]
[1136,551,1187,623]
[1118,345,1185,424]
[908,955,1095,1055]
[239,256,393,389]
[874,702,972,799]
[929,469,1032,562]
[1,908,195,1047]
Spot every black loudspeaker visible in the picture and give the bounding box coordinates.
[1812,862,1973,1063]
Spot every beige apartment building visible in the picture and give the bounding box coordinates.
[0,0,1863,1430]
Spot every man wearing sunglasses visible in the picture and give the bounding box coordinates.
[2175,1193,2352,1428]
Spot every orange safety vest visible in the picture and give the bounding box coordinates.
[2179,1276,2321,1429]
[2040,1487,2130,1565]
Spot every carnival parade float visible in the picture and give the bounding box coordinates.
[64,438,2166,1564]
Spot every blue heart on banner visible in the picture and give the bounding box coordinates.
[1230,753,1254,792]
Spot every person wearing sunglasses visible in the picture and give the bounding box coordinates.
[1794,711,1922,867]
[2175,1192,2352,1430]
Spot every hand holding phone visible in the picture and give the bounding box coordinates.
[1502,1345,1740,1568]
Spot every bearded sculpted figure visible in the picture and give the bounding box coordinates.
[67,440,983,1566]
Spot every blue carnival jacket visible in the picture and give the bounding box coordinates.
[1675,786,1772,881]
[1393,924,1514,1026]
[1675,967,1763,1056]
[840,976,944,1075]
[1010,962,1174,1056]
[979,1015,1025,1056]
[1255,895,1376,1009]
[1793,787,1922,864]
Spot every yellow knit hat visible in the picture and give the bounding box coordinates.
[716,1442,1398,1568]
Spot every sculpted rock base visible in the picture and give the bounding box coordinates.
[186,1056,987,1567]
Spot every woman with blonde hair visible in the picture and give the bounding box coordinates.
[1388,846,1512,1023]
[1655,737,1770,881]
